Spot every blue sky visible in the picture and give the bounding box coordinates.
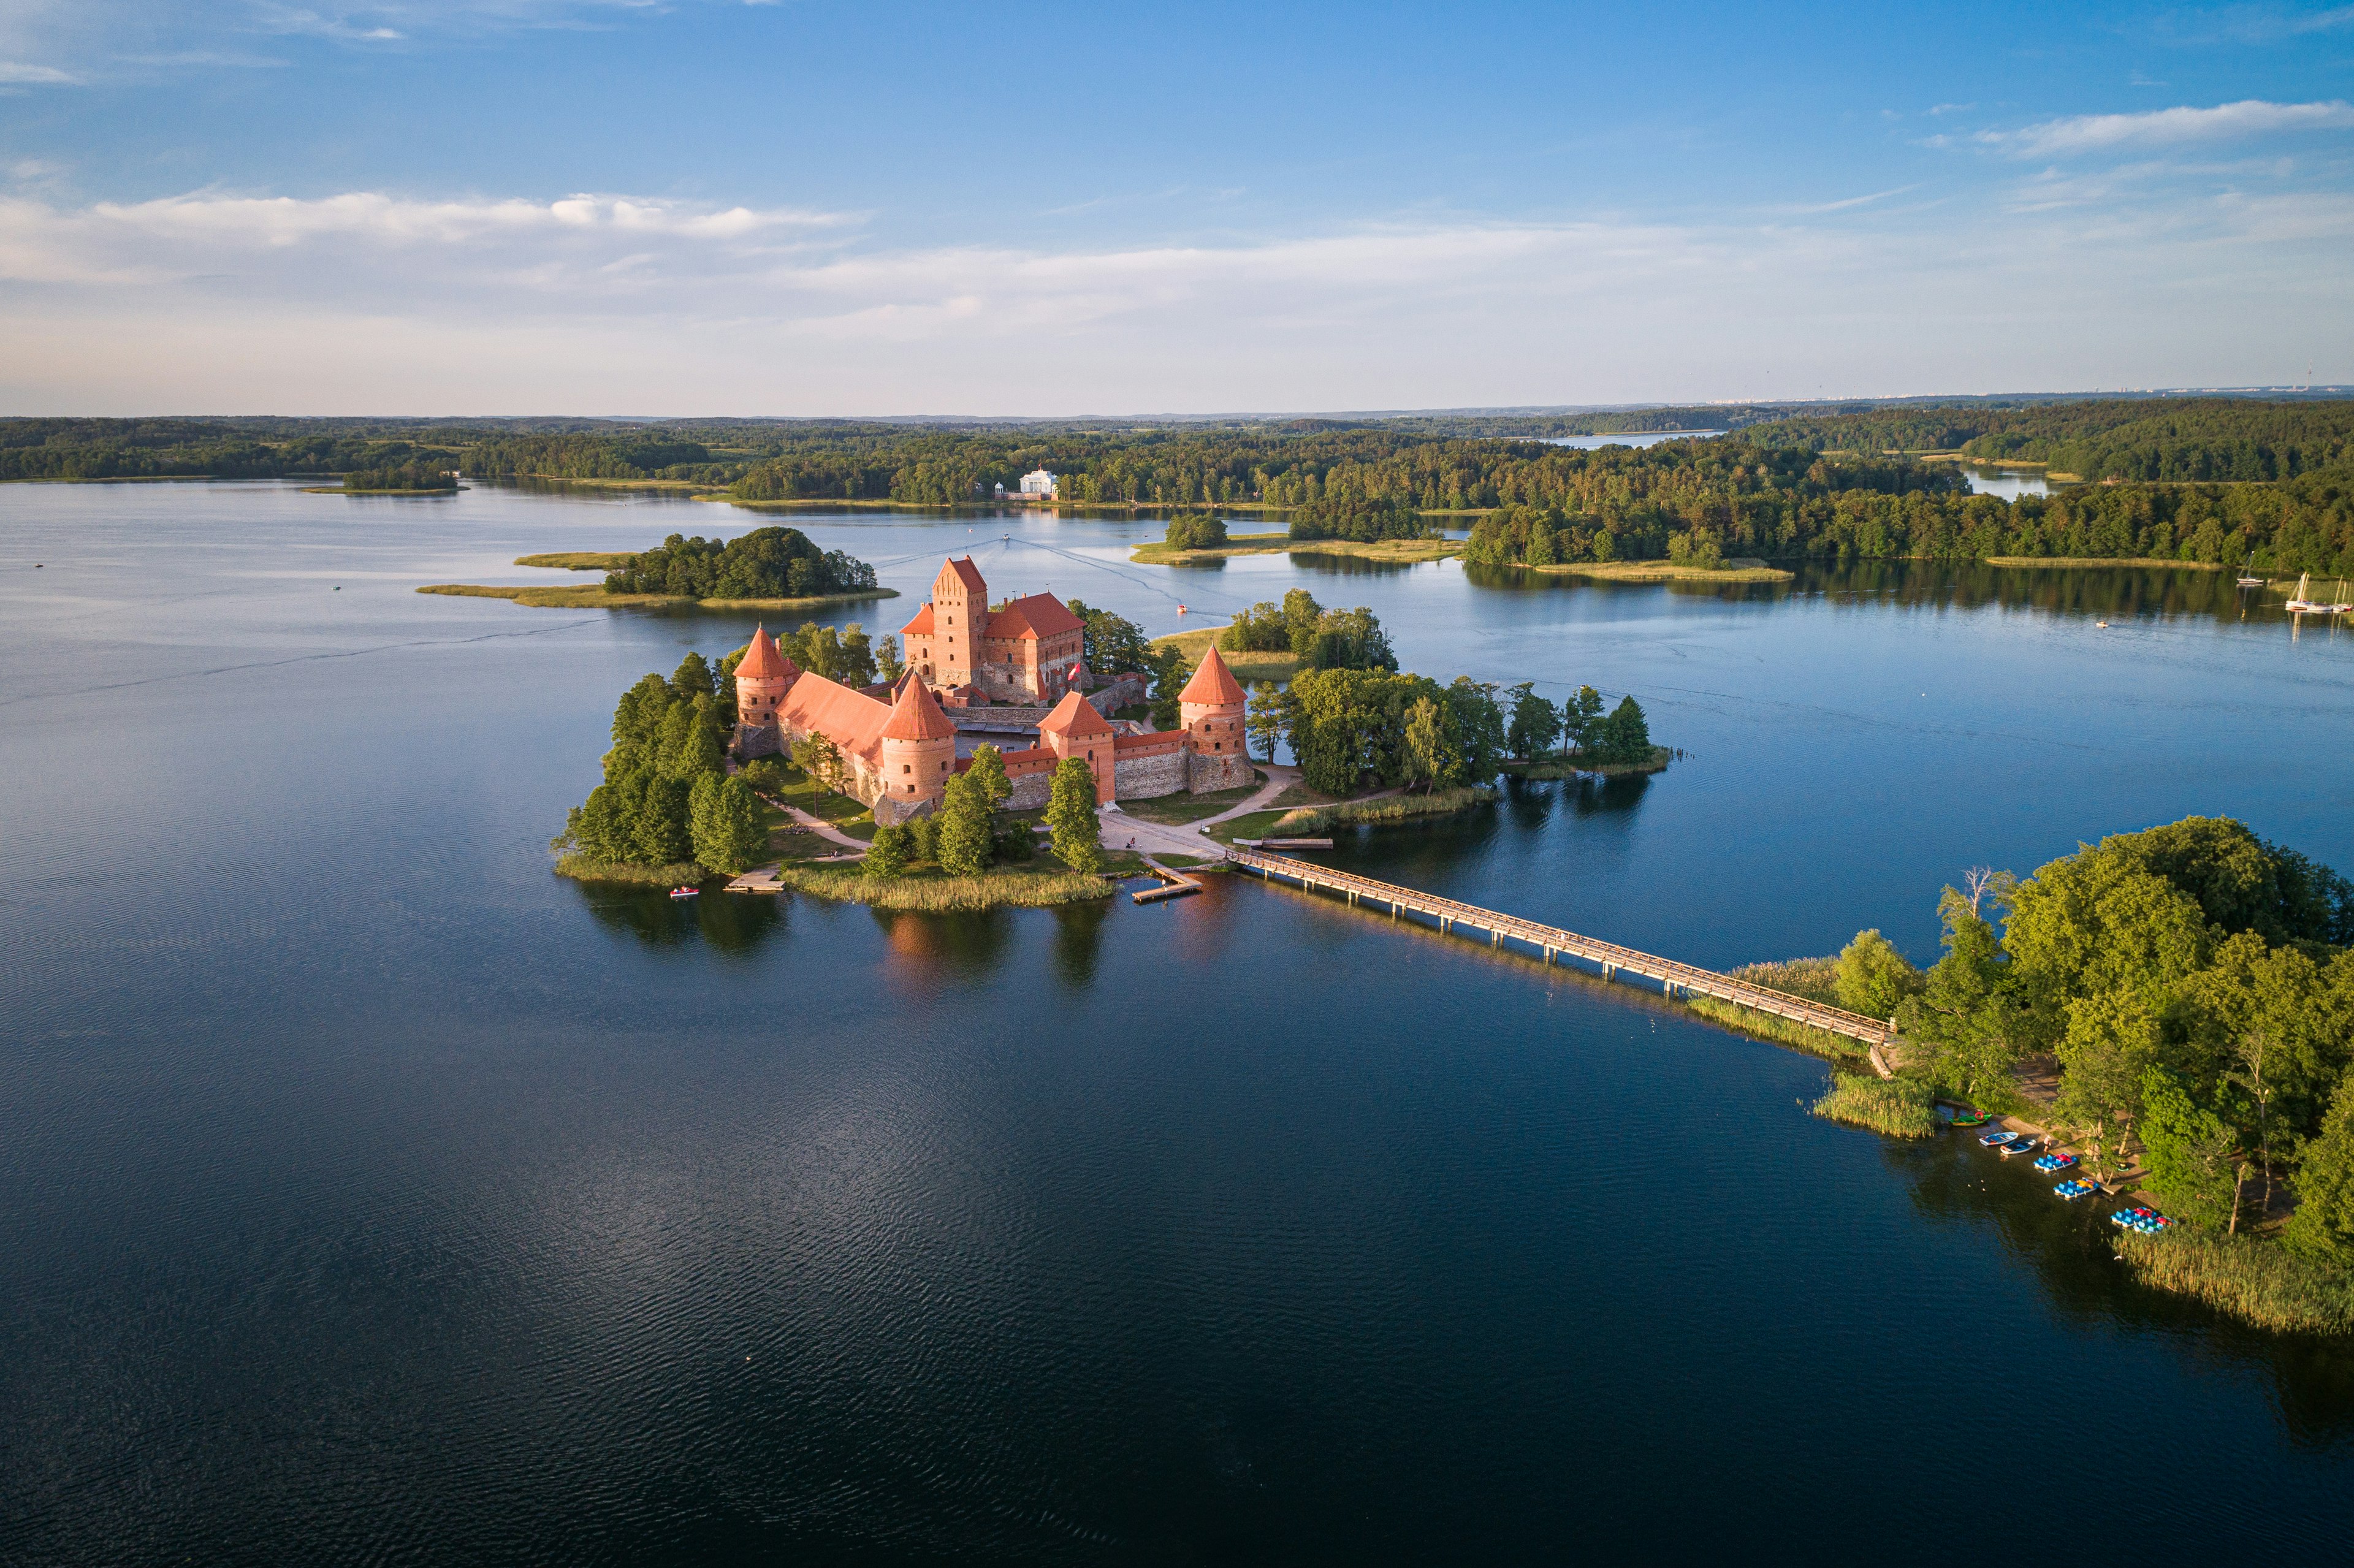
[2,1,2351,414]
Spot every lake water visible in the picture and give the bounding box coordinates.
[6,481,2353,1562]
[1541,430,1723,449]
[1960,466,2052,500]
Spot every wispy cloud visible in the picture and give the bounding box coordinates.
[2146,4,2354,45]
[0,60,80,83]
[1,177,2348,412]
[1983,98,2354,157]
[1785,185,1918,214]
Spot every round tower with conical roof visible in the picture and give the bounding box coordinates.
[1178,644,1251,791]
[877,674,959,820]
[733,625,801,755]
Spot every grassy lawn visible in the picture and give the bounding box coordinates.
[1114,772,1267,825]
[1152,626,1300,685]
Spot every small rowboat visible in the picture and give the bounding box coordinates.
[668,886,699,899]
[1978,1128,2017,1146]
[1998,1136,2041,1157]
[1946,1109,1992,1128]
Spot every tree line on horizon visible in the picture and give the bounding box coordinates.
[10,402,2354,575]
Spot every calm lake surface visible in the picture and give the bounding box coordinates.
[5,482,2353,1563]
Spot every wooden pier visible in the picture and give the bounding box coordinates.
[1226,848,1894,1051]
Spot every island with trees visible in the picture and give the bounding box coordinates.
[419,525,896,614]
[1707,816,2354,1334]
[550,647,1147,910]
[330,462,459,495]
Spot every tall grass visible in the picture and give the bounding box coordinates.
[1683,994,1869,1060]
[778,864,1111,911]
[2117,1228,2354,1335]
[1729,956,1843,1007]
[1811,1075,1938,1137]
[1270,785,1496,836]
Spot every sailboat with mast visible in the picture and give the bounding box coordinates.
[2284,573,2354,615]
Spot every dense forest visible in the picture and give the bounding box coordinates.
[1743,398,2354,482]
[603,527,879,600]
[10,400,2354,574]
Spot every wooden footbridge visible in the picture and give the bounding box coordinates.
[1226,848,1894,1051]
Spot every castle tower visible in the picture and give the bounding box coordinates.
[1037,690,1116,804]
[733,624,800,736]
[877,673,959,812]
[1179,644,1247,757]
[1178,644,1251,791]
[929,557,988,690]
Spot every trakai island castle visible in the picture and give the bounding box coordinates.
[734,555,1252,824]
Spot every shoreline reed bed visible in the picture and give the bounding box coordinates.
[1728,956,1843,1007]
[1683,994,1870,1060]
[779,864,1113,911]
[1811,1075,1938,1137]
[1271,785,1497,837]
[2116,1229,2354,1336]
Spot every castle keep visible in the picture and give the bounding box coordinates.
[733,555,1252,823]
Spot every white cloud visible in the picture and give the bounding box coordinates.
[0,60,78,83]
[1984,98,2354,157]
[0,180,2347,412]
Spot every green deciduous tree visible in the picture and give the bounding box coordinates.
[1399,698,1460,794]
[1442,677,1506,785]
[790,732,845,793]
[1046,756,1103,873]
[934,773,994,876]
[1834,929,1924,1018]
[1900,888,2026,1103]
[863,823,912,879]
[1504,682,1561,760]
[1561,686,1606,755]
[2141,1068,2244,1230]
[2286,1076,2354,1262]
[966,743,1012,812]
[1246,681,1286,763]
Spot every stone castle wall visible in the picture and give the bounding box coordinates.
[1187,749,1253,793]
[1113,749,1189,800]
[1005,772,1053,811]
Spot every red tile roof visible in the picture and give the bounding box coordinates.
[943,557,988,593]
[1114,731,1184,752]
[1178,642,1246,706]
[777,671,894,764]
[900,603,935,636]
[736,624,795,681]
[1037,690,1113,737]
[880,674,959,742]
[985,592,1083,641]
